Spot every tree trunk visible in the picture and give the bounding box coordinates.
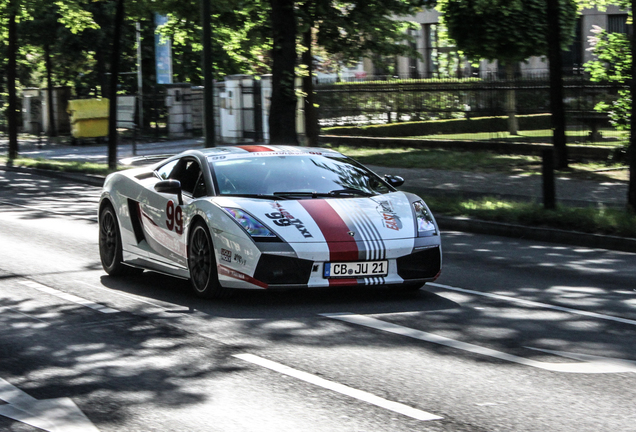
[201,0,215,147]
[108,0,125,170]
[45,44,57,137]
[269,0,298,145]
[628,0,636,211]
[301,6,318,147]
[7,0,18,160]
[504,63,518,135]
[546,0,568,169]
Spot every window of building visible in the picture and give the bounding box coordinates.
[423,24,437,78]
[562,17,583,75]
[608,14,629,34]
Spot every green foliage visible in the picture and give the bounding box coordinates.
[439,0,578,64]
[309,0,437,67]
[323,114,552,137]
[585,25,631,131]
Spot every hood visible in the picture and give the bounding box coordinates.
[217,192,416,244]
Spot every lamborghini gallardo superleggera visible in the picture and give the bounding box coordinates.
[98,145,442,298]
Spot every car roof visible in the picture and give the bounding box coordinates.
[198,145,343,158]
[147,145,345,172]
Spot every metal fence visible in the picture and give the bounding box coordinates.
[314,76,622,142]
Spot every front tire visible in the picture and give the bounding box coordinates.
[188,221,230,298]
[99,203,142,276]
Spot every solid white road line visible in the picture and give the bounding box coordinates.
[428,282,636,327]
[0,377,99,432]
[19,280,120,314]
[322,313,636,374]
[234,353,443,422]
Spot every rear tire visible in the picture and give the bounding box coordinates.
[99,203,142,276]
[188,221,230,298]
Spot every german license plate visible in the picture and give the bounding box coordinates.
[324,260,388,278]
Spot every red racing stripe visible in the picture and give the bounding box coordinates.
[238,145,274,153]
[299,200,358,262]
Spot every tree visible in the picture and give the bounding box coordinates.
[584,0,636,211]
[107,0,125,170]
[296,0,437,145]
[6,0,17,160]
[19,2,70,137]
[439,0,578,141]
[1,0,101,158]
[269,0,298,144]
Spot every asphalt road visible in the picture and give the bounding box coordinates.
[1,169,636,432]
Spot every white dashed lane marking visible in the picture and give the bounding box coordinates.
[234,353,443,422]
[18,280,120,314]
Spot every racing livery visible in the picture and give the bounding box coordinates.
[98,145,442,298]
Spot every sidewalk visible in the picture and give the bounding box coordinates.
[1,135,634,252]
[0,136,205,164]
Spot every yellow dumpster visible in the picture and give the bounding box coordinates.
[67,98,109,139]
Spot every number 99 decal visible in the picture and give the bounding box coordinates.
[166,200,183,235]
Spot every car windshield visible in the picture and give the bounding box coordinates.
[209,154,391,197]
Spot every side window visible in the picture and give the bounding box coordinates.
[192,174,208,198]
[156,160,179,180]
[156,158,208,198]
[178,160,202,196]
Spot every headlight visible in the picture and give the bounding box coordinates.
[412,200,437,236]
[224,208,278,239]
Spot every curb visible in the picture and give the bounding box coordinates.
[0,163,106,187]
[1,163,634,254]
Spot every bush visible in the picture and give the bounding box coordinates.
[322,114,552,137]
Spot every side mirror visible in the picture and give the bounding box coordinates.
[384,174,405,188]
[155,180,183,204]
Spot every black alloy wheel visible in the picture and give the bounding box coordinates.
[99,204,141,276]
[188,221,229,298]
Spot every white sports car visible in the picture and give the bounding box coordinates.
[98,145,442,298]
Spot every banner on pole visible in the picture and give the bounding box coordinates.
[154,14,173,84]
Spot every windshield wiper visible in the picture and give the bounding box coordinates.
[273,191,325,198]
[271,189,374,199]
[328,188,373,197]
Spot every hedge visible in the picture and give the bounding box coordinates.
[322,114,552,137]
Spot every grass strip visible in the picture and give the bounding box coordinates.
[331,145,629,181]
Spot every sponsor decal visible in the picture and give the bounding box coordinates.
[220,236,242,252]
[217,264,268,288]
[233,253,246,266]
[265,203,313,238]
[376,200,402,231]
[221,248,232,263]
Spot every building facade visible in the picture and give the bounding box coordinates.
[361,5,630,80]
